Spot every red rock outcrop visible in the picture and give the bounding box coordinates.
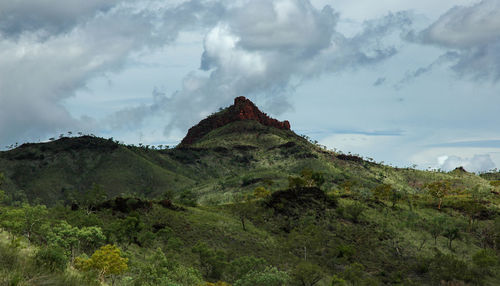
[180,96,291,146]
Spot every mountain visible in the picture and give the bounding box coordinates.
[2,97,500,285]
[180,96,290,146]
[0,97,496,205]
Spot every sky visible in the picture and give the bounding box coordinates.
[1,0,500,173]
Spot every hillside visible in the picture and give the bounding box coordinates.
[1,97,500,285]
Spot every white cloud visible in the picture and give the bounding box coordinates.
[0,0,226,146]
[417,0,500,81]
[110,0,412,136]
[421,0,500,48]
[437,154,496,173]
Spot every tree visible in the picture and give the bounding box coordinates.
[464,185,490,231]
[254,186,271,199]
[0,190,5,206]
[344,201,366,223]
[75,244,128,284]
[234,266,290,286]
[336,263,365,285]
[233,193,253,231]
[289,169,325,189]
[192,242,226,281]
[225,256,267,282]
[428,216,446,245]
[442,219,463,250]
[372,184,391,202]
[288,176,306,189]
[292,261,323,286]
[0,203,48,244]
[0,172,5,204]
[472,249,497,277]
[23,204,49,243]
[490,180,500,189]
[34,246,68,272]
[372,183,404,208]
[119,214,145,246]
[81,184,108,215]
[426,181,451,209]
[389,189,404,208]
[286,223,324,262]
[47,221,105,262]
[462,199,483,232]
[132,249,203,286]
[179,190,198,207]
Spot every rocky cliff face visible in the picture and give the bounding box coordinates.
[180,96,291,146]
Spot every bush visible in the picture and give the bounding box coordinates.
[35,246,68,272]
[234,266,290,286]
[428,251,471,283]
[344,202,366,223]
[131,249,203,286]
[179,190,198,207]
[192,242,226,281]
[226,256,267,282]
[471,249,498,277]
[0,242,19,271]
[292,261,323,286]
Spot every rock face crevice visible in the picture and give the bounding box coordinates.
[180,96,291,146]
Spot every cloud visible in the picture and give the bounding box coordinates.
[395,51,459,87]
[108,0,413,137]
[0,0,124,38]
[430,140,500,148]
[417,0,500,81]
[0,0,226,146]
[0,0,414,146]
[373,77,386,86]
[437,154,496,173]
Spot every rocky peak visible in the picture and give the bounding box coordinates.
[180,96,291,146]
[452,166,468,173]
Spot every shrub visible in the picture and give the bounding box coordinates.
[292,261,323,286]
[179,190,198,207]
[35,246,68,272]
[344,202,366,223]
[226,256,267,282]
[428,251,471,283]
[75,244,128,282]
[234,266,290,286]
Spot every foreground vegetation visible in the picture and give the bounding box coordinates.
[1,165,500,285]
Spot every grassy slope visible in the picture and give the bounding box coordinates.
[0,120,496,206]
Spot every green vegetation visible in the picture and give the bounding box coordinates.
[1,117,500,285]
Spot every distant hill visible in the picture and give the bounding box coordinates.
[0,97,497,205]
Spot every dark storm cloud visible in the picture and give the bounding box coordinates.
[416,0,500,81]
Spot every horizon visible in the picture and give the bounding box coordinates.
[1,0,499,173]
